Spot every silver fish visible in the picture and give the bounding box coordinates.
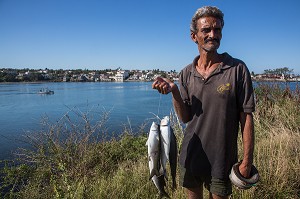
[147,117,177,197]
[160,116,171,177]
[146,122,160,179]
[169,126,178,190]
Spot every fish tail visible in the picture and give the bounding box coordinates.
[159,191,170,199]
[172,179,177,190]
[149,170,160,180]
[159,168,168,181]
[157,175,170,198]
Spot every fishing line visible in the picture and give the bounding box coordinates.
[149,112,161,121]
[147,93,162,123]
[157,93,162,118]
[147,88,165,123]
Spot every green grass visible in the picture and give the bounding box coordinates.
[1,83,300,199]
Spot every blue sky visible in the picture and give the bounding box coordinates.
[0,0,300,74]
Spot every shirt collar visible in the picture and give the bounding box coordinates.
[191,53,233,77]
[191,55,200,77]
[220,52,233,70]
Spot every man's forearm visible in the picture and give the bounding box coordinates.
[239,112,255,177]
[171,86,191,124]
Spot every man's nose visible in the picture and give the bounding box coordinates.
[208,30,217,38]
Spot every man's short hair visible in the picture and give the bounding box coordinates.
[190,6,224,33]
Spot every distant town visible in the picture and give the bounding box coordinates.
[0,68,178,82]
[0,67,299,82]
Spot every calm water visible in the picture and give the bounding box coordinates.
[0,82,172,160]
[0,81,298,160]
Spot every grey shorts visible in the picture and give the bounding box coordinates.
[180,166,232,197]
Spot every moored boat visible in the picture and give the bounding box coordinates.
[38,88,54,94]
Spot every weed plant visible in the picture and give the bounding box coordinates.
[1,82,300,199]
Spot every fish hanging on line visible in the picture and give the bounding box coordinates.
[146,117,178,198]
[146,122,161,179]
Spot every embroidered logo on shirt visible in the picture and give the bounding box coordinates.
[217,83,231,94]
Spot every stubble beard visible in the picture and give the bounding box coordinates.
[202,44,220,53]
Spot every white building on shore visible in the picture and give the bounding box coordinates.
[114,70,129,82]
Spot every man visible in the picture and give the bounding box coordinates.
[152,6,255,199]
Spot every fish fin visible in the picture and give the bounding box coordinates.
[145,139,148,146]
[149,170,160,180]
[164,172,168,181]
[159,167,164,176]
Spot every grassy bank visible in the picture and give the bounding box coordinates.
[1,83,300,199]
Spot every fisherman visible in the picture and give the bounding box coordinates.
[152,6,255,199]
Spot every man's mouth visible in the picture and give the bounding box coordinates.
[205,39,220,44]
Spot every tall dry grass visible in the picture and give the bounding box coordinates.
[231,82,300,199]
[249,82,300,199]
[1,82,299,199]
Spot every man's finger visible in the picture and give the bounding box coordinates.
[152,80,159,89]
[156,76,166,83]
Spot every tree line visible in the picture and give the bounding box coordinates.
[263,67,294,75]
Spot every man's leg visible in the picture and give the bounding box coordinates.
[181,165,204,199]
[209,192,229,199]
[205,178,232,199]
[186,187,204,199]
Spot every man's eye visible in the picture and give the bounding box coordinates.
[202,28,211,33]
[215,28,221,33]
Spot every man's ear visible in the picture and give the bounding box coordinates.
[190,32,198,44]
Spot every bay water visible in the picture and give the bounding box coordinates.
[0,82,172,160]
[0,81,298,160]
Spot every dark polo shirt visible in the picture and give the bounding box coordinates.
[179,53,255,180]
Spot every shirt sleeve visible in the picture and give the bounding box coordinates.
[179,70,191,106]
[237,63,255,113]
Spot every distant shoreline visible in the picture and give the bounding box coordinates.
[253,79,300,83]
[0,79,299,84]
[0,80,150,84]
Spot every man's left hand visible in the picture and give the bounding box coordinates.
[239,161,252,178]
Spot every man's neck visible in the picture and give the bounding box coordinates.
[197,50,221,70]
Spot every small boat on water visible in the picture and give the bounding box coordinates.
[38,88,54,94]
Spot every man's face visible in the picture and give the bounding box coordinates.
[191,16,223,52]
